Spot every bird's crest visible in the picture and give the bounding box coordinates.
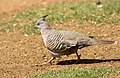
[39,15,48,21]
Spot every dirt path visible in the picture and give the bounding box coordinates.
[0,0,120,78]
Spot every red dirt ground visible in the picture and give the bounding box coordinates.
[0,0,120,78]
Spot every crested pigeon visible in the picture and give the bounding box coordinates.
[35,15,115,64]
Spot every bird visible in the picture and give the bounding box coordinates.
[35,15,115,64]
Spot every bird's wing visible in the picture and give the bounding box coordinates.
[57,40,78,51]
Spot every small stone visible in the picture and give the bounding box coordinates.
[24,34,28,37]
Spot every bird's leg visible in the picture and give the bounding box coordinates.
[47,57,55,64]
[75,52,81,64]
[75,52,80,60]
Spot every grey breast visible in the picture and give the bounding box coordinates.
[46,32,65,52]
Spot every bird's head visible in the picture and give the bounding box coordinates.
[35,15,50,29]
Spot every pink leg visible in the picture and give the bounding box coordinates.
[47,57,55,64]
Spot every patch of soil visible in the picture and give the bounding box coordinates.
[0,0,120,78]
[0,22,120,78]
[0,0,78,21]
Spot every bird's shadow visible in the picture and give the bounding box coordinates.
[57,59,120,65]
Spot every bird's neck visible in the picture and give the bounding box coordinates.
[41,28,52,35]
[40,28,52,46]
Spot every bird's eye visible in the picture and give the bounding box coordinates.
[37,23,40,25]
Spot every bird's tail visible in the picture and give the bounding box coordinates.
[95,40,115,44]
[88,39,115,45]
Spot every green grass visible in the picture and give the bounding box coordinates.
[30,67,119,78]
[0,0,120,34]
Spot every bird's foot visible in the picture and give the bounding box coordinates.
[33,61,51,67]
[46,57,55,64]
[31,57,55,67]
